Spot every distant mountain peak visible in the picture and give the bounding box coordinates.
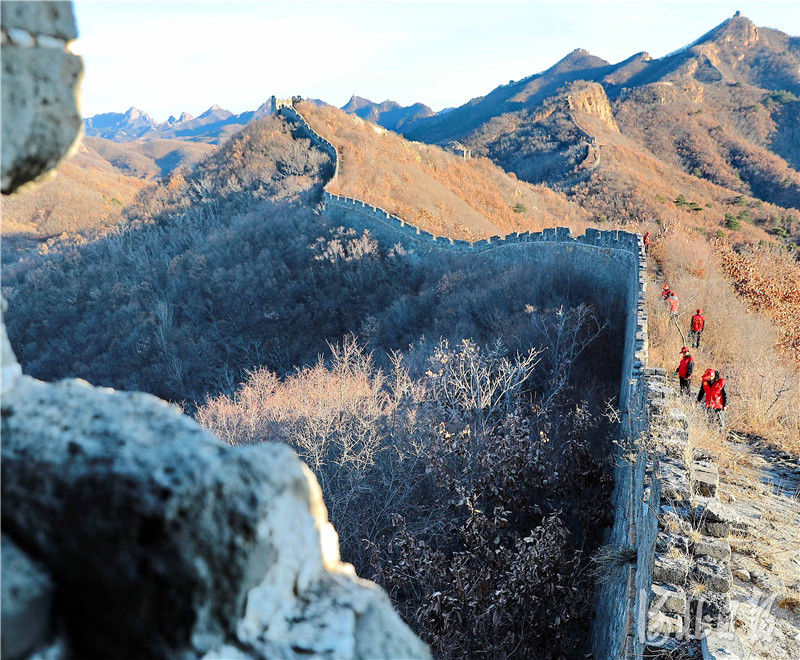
[177,112,193,122]
[690,12,759,51]
[548,48,610,76]
[123,106,152,121]
[198,105,232,119]
[342,95,374,112]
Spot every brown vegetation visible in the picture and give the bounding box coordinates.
[297,101,587,240]
[199,334,617,658]
[647,230,799,454]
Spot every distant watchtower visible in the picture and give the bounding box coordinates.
[269,95,297,114]
[444,140,471,160]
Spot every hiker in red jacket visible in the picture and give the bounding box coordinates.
[697,369,727,430]
[674,347,694,395]
[667,292,679,319]
[690,309,705,348]
[643,231,651,254]
[662,283,671,300]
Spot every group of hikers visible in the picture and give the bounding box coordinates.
[674,345,727,431]
[645,231,728,432]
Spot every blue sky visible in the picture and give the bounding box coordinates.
[73,1,800,121]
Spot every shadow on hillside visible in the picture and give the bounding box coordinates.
[3,114,624,410]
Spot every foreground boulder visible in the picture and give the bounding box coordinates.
[1,1,83,193]
[1,338,429,659]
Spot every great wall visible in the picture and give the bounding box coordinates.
[0,6,747,650]
[275,97,746,659]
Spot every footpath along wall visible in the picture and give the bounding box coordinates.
[279,101,746,659]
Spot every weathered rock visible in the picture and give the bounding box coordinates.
[732,567,750,582]
[692,464,719,497]
[647,610,683,638]
[651,582,687,615]
[1,371,429,659]
[1,1,83,193]
[653,551,690,584]
[694,537,731,562]
[694,557,732,593]
[694,497,738,537]
[701,629,748,659]
[1,534,55,659]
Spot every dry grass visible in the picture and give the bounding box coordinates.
[648,230,800,456]
[297,101,588,240]
[2,141,148,240]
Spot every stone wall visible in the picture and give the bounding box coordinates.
[280,102,657,657]
[279,101,746,659]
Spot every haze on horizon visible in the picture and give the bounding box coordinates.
[75,0,800,122]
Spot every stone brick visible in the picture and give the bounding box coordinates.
[692,464,719,497]
[651,583,687,614]
[694,557,732,593]
[654,551,689,584]
[694,537,731,562]
[694,498,738,538]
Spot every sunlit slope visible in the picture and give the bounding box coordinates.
[297,101,588,241]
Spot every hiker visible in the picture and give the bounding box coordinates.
[643,231,651,254]
[662,283,671,301]
[690,308,705,348]
[697,369,727,431]
[674,347,694,395]
[667,292,679,319]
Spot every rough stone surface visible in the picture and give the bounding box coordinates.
[701,630,747,659]
[654,551,690,584]
[1,534,55,659]
[732,568,750,582]
[1,369,429,659]
[692,464,719,497]
[651,582,687,615]
[694,537,731,562]
[1,1,83,193]
[694,557,733,593]
[694,498,738,537]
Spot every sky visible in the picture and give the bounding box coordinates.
[73,0,800,122]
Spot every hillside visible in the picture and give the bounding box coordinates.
[298,100,588,240]
[1,136,215,265]
[1,141,148,263]
[401,15,800,218]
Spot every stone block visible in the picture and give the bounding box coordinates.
[692,464,719,497]
[651,583,687,615]
[2,372,430,659]
[693,557,732,593]
[693,537,731,563]
[694,498,738,538]
[647,610,683,638]
[654,551,689,584]
[1,3,83,193]
[656,532,690,555]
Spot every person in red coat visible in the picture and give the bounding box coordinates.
[643,231,651,254]
[697,369,727,430]
[667,293,679,319]
[674,347,694,395]
[690,308,705,348]
[662,283,671,300]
